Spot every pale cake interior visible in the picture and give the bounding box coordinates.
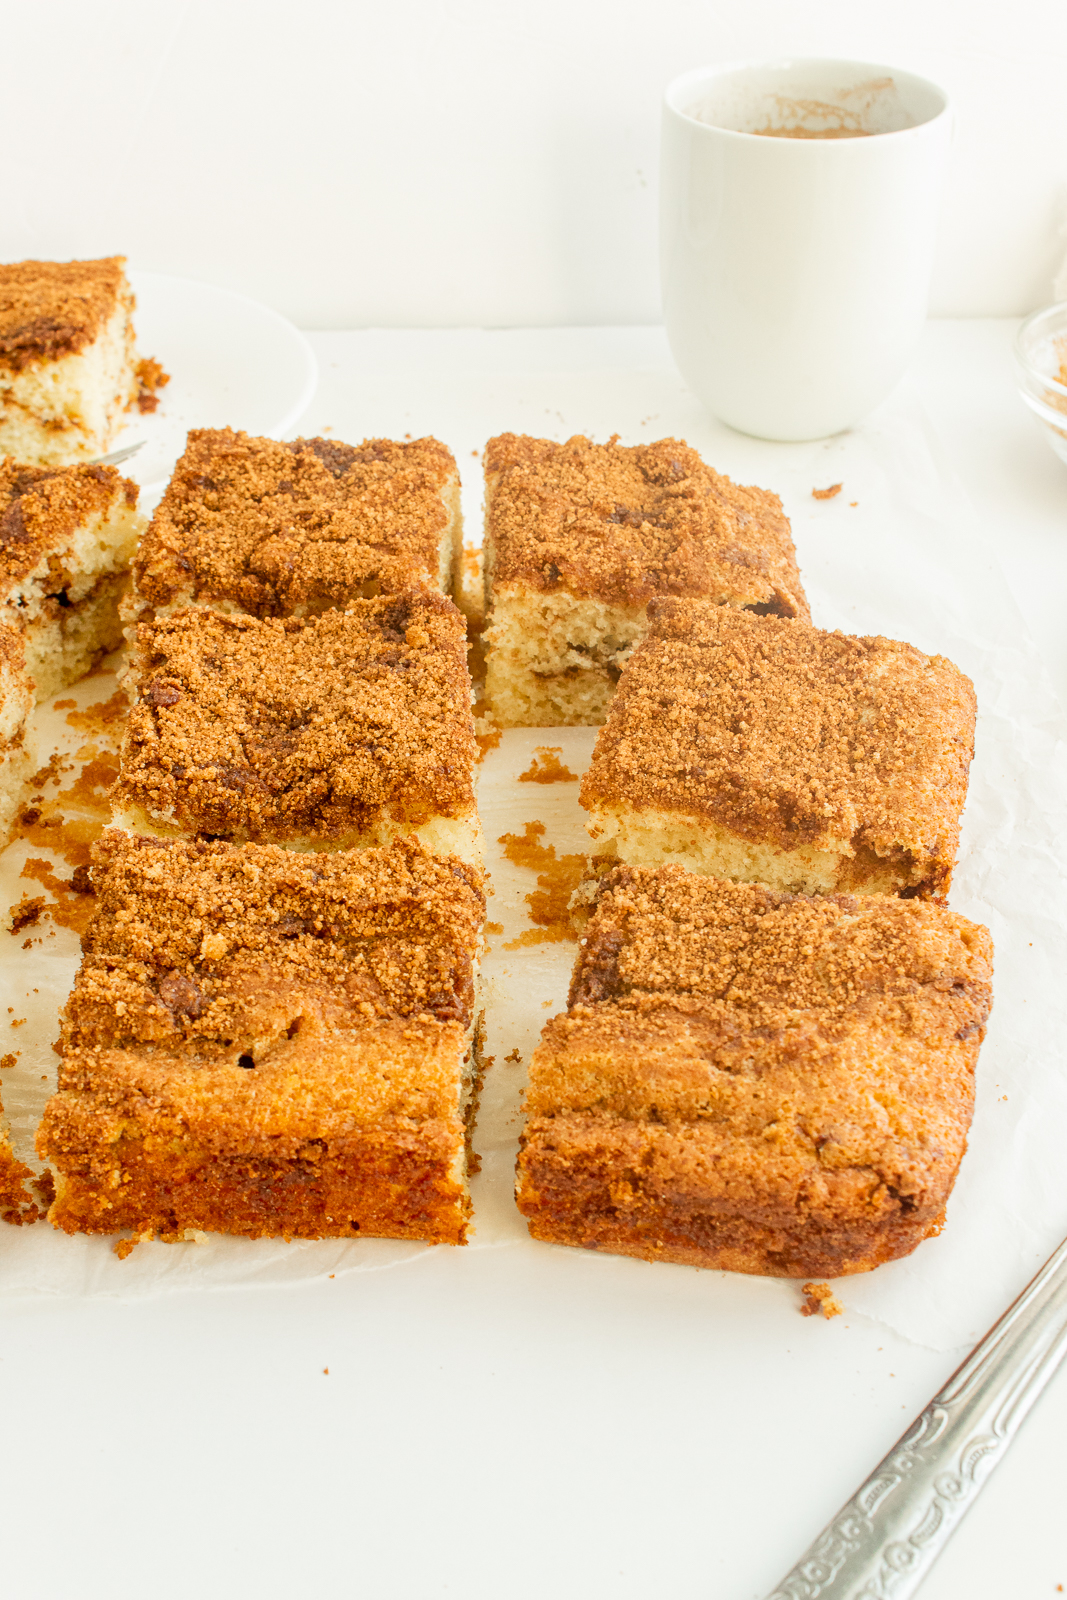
[585,803,914,897]
[110,801,486,869]
[481,434,810,728]
[0,630,34,845]
[0,297,138,466]
[3,497,143,701]
[483,585,647,727]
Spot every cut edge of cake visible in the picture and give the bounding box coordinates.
[108,801,486,869]
[480,433,810,728]
[0,621,35,845]
[1,461,144,701]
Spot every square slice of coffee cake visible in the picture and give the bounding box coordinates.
[38,833,486,1245]
[1,458,143,700]
[516,865,992,1277]
[112,589,482,862]
[581,601,976,900]
[0,623,34,845]
[128,428,462,623]
[481,433,809,726]
[0,257,160,464]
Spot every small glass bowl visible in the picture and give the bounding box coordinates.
[1015,301,1067,468]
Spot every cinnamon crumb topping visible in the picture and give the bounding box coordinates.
[567,864,991,1027]
[582,602,976,880]
[115,590,476,840]
[0,460,138,594]
[62,832,485,1053]
[485,433,809,617]
[133,428,458,616]
[0,257,130,371]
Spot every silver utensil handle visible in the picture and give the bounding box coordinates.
[767,1234,1067,1599]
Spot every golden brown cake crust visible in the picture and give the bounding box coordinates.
[485,433,809,617]
[581,601,977,898]
[0,459,138,593]
[0,257,128,371]
[38,834,485,1242]
[517,865,993,1277]
[114,590,477,841]
[132,428,457,616]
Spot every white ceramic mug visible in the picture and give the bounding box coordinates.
[660,60,952,441]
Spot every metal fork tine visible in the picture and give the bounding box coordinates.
[85,440,146,467]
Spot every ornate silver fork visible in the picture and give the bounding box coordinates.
[767,1233,1067,1598]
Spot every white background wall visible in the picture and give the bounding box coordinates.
[2,0,1065,328]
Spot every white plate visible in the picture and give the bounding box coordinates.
[111,270,318,498]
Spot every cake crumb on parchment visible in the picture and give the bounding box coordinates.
[801,1282,844,1319]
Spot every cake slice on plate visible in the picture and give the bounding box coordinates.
[111,589,482,863]
[0,458,144,701]
[581,600,976,900]
[38,833,485,1245]
[481,432,809,726]
[0,256,164,464]
[128,428,463,624]
[516,863,993,1277]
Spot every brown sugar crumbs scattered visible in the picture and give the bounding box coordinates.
[135,356,170,413]
[0,1054,17,1072]
[5,695,126,934]
[64,686,130,732]
[801,1283,844,1319]
[8,895,46,934]
[812,483,843,500]
[498,821,587,947]
[518,747,579,784]
[505,1048,522,1064]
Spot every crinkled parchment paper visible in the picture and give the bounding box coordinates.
[1,351,1064,1351]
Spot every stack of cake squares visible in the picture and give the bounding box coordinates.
[478,432,992,1280]
[37,425,488,1248]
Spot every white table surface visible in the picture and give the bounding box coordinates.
[5,321,1067,1600]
